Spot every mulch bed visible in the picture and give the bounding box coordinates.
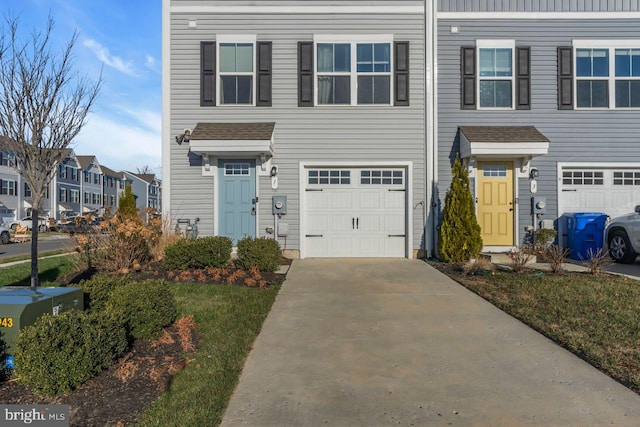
[0,258,291,426]
[0,323,200,427]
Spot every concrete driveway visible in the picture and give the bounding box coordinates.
[221,259,640,426]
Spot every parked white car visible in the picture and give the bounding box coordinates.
[9,216,49,232]
[604,205,640,263]
[0,225,9,244]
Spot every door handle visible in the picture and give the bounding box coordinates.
[509,200,514,212]
[356,218,359,229]
[352,217,355,229]
[251,207,256,216]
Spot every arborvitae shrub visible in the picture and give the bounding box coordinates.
[236,237,282,272]
[15,309,127,395]
[163,236,232,270]
[438,156,483,262]
[105,280,178,341]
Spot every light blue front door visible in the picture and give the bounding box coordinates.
[218,159,256,243]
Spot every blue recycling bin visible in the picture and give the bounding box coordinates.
[565,213,609,260]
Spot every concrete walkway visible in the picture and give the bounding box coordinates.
[221,259,640,426]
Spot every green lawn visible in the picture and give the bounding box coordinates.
[452,269,640,394]
[136,283,279,426]
[0,255,78,286]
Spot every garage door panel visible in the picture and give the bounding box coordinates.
[304,167,406,258]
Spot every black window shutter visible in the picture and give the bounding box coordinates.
[256,41,272,107]
[201,41,216,106]
[298,42,314,107]
[394,41,410,106]
[461,47,476,110]
[516,46,531,110]
[558,47,573,110]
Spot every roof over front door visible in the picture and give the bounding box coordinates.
[459,126,549,164]
[188,122,275,158]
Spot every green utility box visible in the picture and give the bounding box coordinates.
[0,287,84,366]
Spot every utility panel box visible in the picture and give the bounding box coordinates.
[532,196,547,214]
[278,222,289,236]
[272,196,287,215]
[0,287,84,361]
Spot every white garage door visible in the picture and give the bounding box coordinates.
[560,166,640,219]
[304,167,406,257]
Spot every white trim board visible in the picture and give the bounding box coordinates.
[172,6,423,14]
[438,12,640,20]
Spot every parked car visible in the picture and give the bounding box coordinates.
[0,225,9,244]
[604,205,640,263]
[9,216,49,232]
[57,216,89,233]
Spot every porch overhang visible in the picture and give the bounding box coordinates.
[459,126,549,166]
[188,122,275,159]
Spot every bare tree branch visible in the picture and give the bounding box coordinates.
[0,15,102,290]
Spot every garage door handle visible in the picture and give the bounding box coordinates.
[388,234,406,237]
[352,217,355,229]
[388,189,406,192]
[305,234,323,237]
[306,189,323,192]
[356,218,359,229]
[562,189,577,192]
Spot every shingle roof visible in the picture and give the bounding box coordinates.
[135,173,156,184]
[190,122,275,140]
[459,126,550,143]
[76,155,97,169]
[100,165,122,178]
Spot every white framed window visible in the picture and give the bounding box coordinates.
[0,179,16,196]
[574,40,640,109]
[477,40,515,109]
[59,188,67,202]
[71,168,78,181]
[613,170,640,186]
[217,35,256,105]
[562,170,604,186]
[224,163,250,176]
[308,169,351,185]
[360,169,403,185]
[70,189,79,204]
[1,151,15,167]
[314,35,393,106]
[84,191,90,204]
[482,165,508,177]
[24,183,31,197]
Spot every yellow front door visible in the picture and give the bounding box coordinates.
[477,162,514,246]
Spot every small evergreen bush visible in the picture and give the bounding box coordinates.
[105,280,178,341]
[438,156,483,262]
[15,309,127,395]
[80,274,127,312]
[534,228,557,251]
[236,237,282,272]
[164,236,232,270]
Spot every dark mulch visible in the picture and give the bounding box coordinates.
[0,323,199,427]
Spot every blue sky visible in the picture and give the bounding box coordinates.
[3,0,161,176]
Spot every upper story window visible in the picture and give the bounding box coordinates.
[219,42,254,105]
[461,40,529,111]
[0,179,16,196]
[571,41,640,109]
[1,151,15,167]
[71,168,78,181]
[24,182,31,197]
[314,36,393,106]
[477,40,514,109]
[84,171,90,183]
[93,172,100,184]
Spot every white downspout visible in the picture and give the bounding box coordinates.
[425,0,438,258]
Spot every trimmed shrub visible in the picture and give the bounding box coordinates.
[105,280,178,341]
[236,237,282,272]
[164,236,232,270]
[15,309,127,395]
[80,274,127,312]
[438,156,483,262]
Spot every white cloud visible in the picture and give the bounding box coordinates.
[73,113,161,175]
[118,108,161,134]
[83,38,138,77]
[145,55,156,69]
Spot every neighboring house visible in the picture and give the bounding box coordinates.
[0,150,19,225]
[101,165,125,216]
[77,155,104,215]
[163,0,426,257]
[134,173,162,212]
[51,149,82,220]
[434,1,640,252]
[122,171,150,211]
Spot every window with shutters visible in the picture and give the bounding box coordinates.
[70,189,79,204]
[0,179,16,196]
[477,40,515,109]
[1,151,15,167]
[314,35,393,106]
[573,41,640,109]
[219,42,254,105]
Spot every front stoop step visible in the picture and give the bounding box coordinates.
[479,252,537,265]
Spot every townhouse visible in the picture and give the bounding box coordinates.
[101,166,125,216]
[163,0,426,257]
[123,171,162,212]
[52,149,82,219]
[162,0,640,258]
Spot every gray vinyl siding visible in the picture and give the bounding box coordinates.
[169,7,426,253]
[437,18,640,244]
[123,173,149,211]
[438,0,640,12]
